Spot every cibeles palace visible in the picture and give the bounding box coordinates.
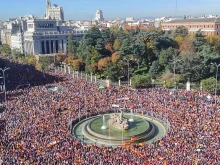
[24,19,85,55]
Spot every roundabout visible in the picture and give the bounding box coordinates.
[72,112,168,147]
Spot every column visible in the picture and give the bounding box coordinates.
[59,40,62,53]
[44,40,47,54]
[53,40,56,53]
[49,40,52,54]
[63,40,67,54]
[119,79,121,86]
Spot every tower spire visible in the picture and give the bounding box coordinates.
[46,0,51,8]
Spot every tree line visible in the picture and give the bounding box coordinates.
[1,25,220,92]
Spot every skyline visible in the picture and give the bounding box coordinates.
[1,0,220,21]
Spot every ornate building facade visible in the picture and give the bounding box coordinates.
[23,19,87,55]
[45,0,64,21]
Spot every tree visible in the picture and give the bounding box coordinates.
[201,77,220,93]
[159,47,176,66]
[38,56,52,70]
[111,52,119,63]
[101,28,111,44]
[71,59,85,71]
[95,38,105,54]
[119,38,131,58]
[131,75,151,88]
[193,32,208,52]
[98,57,111,71]
[173,26,188,37]
[174,35,185,45]
[67,34,79,56]
[179,40,195,53]
[149,61,161,79]
[113,39,121,51]
[12,49,24,61]
[0,44,11,56]
[103,62,123,81]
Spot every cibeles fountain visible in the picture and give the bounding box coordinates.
[73,110,168,147]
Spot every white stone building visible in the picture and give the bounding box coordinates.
[94,10,104,22]
[23,19,87,55]
[45,0,64,21]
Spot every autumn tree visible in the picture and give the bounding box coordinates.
[179,40,195,53]
[98,57,111,71]
[113,39,121,51]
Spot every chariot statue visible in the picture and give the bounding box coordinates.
[109,111,129,130]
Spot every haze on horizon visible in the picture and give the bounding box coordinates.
[1,0,220,21]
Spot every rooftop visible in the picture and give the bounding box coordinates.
[167,18,220,23]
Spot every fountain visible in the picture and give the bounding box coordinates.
[101,115,107,130]
[129,109,134,122]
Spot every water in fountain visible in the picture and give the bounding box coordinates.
[101,115,107,129]
[129,109,134,122]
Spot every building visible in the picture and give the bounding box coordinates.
[94,10,104,22]
[23,19,87,55]
[11,25,24,53]
[162,18,220,36]
[45,0,64,21]
[126,17,134,22]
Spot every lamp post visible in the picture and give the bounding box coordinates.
[211,62,220,105]
[0,67,10,102]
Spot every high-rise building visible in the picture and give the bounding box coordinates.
[94,10,104,22]
[45,0,64,21]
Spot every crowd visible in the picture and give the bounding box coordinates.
[0,61,219,165]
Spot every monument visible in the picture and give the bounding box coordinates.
[108,111,129,130]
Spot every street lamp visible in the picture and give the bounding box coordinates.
[211,62,220,105]
[0,67,10,102]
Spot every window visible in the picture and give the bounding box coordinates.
[28,24,33,28]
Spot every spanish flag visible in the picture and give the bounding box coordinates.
[164,160,168,165]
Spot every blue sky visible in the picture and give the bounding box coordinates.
[1,0,220,21]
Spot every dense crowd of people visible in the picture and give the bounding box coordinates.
[0,61,219,165]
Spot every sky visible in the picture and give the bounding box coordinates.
[1,0,220,21]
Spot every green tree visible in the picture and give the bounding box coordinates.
[193,32,208,52]
[38,56,52,70]
[12,49,24,61]
[0,44,11,56]
[113,39,121,51]
[149,61,161,79]
[95,38,105,54]
[131,75,151,88]
[67,34,79,55]
[103,62,123,81]
[201,77,220,93]
[101,28,111,44]
[119,38,131,58]
[173,26,188,37]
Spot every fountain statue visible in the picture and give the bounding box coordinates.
[108,111,129,130]
[101,115,107,130]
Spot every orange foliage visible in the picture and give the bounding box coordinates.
[71,59,84,71]
[111,52,119,62]
[179,40,195,53]
[64,56,78,64]
[88,63,98,73]
[105,43,113,53]
[98,57,111,71]
[56,55,68,62]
